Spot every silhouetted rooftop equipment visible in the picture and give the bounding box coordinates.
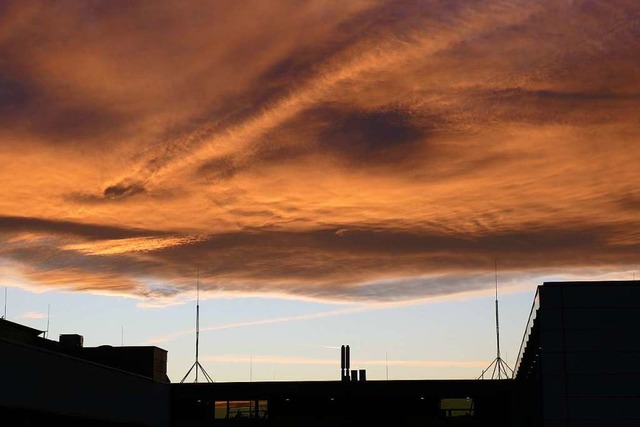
[181,266,213,383]
[59,334,83,348]
[340,345,351,381]
[479,259,514,380]
[340,345,366,382]
[45,304,50,339]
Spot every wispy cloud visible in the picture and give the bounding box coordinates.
[62,235,205,256]
[20,311,46,319]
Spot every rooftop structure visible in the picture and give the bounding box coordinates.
[2,280,640,426]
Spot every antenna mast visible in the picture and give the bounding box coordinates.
[45,304,50,339]
[385,351,389,380]
[479,259,514,380]
[495,260,500,360]
[3,286,7,319]
[180,265,213,383]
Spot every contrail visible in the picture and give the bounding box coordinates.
[144,284,510,345]
[145,305,374,344]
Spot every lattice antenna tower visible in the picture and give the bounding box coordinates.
[180,266,213,383]
[479,259,514,380]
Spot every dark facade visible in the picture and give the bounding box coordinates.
[171,379,518,426]
[514,280,640,427]
[2,280,640,426]
[0,318,171,426]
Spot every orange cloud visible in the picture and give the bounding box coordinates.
[0,0,639,304]
[62,236,206,256]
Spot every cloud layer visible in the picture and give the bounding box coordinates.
[1,0,639,304]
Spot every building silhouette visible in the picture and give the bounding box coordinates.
[1,280,639,426]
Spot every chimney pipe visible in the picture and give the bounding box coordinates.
[346,345,350,370]
[340,345,346,380]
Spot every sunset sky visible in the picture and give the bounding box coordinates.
[1,0,639,382]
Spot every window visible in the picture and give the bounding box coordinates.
[440,397,474,417]
[214,400,268,419]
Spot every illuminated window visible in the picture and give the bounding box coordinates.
[440,397,474,417]
[214,400,268,419]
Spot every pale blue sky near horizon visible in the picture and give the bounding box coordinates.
[5,270,637,383]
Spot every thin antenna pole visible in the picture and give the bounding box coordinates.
[45,304,50,339]
[3,287,7,319]
[386,351,389,380]
[195,265,200,383]
[180,265,213,383]
[495,258,498,300]
[479,258,513,379]
[495,259,501,359]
